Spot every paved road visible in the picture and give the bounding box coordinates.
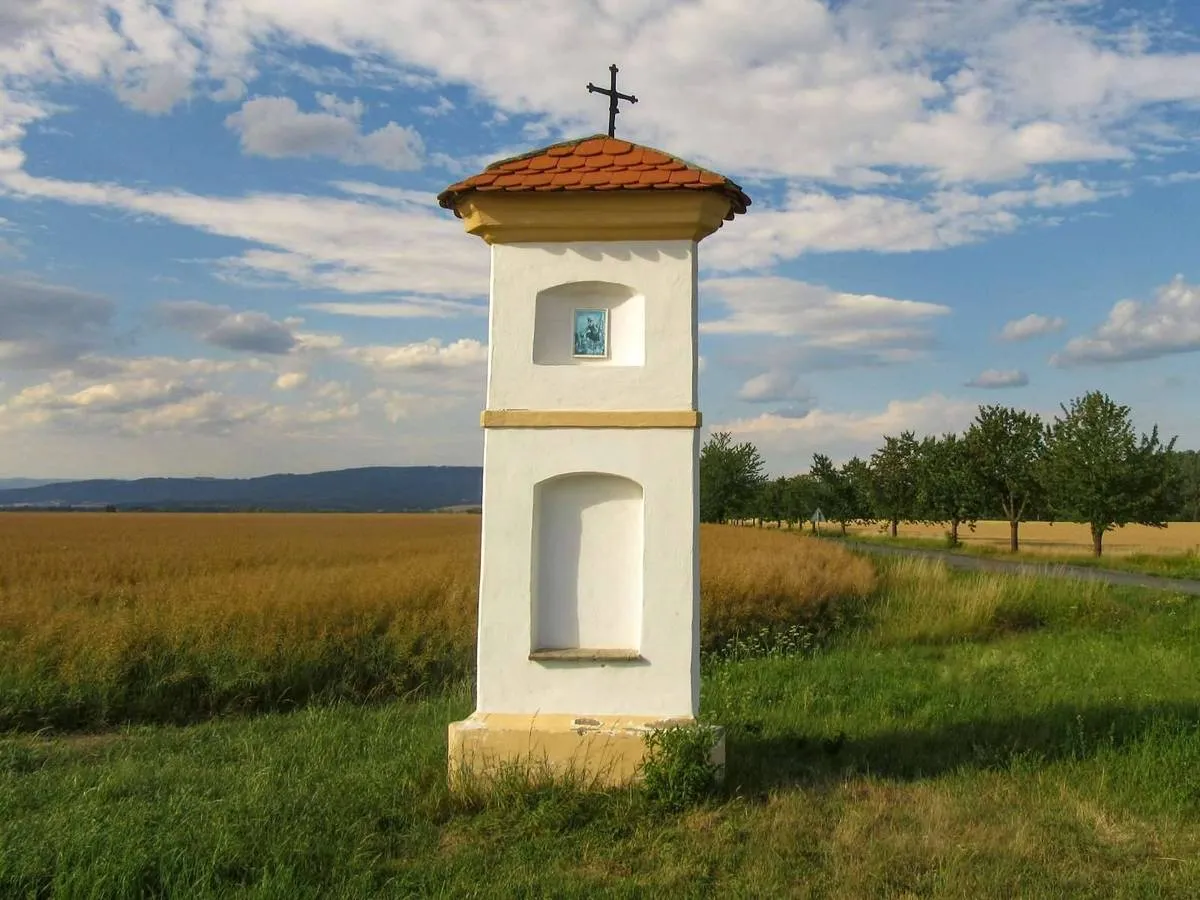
[843,540,1200,596]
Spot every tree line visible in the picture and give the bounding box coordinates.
[700,390,1200,557]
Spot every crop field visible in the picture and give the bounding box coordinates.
[2,513,1198,897]
[849,519,1200,556]
[0,512,875,732]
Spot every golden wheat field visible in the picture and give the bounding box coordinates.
[848,519,1200,555]
[0,513,875,731]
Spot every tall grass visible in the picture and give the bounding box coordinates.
[0,514,874,731]
[860,556,1134,645]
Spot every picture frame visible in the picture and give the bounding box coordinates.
[572,307,609,358]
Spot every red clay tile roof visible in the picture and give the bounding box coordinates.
[438,134,750,220]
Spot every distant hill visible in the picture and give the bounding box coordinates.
[0,467,483,512]
[0,478,65,491]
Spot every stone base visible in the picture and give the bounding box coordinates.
[447,712,725,789]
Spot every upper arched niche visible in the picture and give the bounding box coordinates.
[532,280,645,367]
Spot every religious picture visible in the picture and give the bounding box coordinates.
[573,308,609,358]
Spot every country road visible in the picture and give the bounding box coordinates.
[842,540,1200,597]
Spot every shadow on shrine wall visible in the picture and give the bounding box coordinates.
[541,244,690,263]
[722,701,1200,797]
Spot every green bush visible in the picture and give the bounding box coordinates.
[639,724,723,810]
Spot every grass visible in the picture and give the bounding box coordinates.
[841,526,1200,581]
[0,513,875,732]
[2,550,1198,897]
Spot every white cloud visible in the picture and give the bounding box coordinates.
[737,369,814,406]
[1000,313,1066,341]
[701,276,949,370]
[0,170,489,299]
[703,180,1108,269]
[303,298,484,319]
[417,96,454,117]
[329,181,440,207]
[712,392,979,472]
[0,354,275,437]
[4,1,1199,189]
[346,338,487,372]
[0,335,482,445]
[1147,171,1200,186]
[1051,275,1200,366]
[274,371,308,390]
[224,95,424,170]
[965,368,1029,388]
[0,1,1189,286]
[260,4,1185,183]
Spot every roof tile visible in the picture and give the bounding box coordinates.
[437,134,750,218]
[575,138,607,157]
[609,170,641,185]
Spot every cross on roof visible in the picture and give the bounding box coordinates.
[586,64,637,138]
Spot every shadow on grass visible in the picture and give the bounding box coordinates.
[725,701,1200,796]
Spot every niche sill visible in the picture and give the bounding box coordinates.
[529,648,644,663]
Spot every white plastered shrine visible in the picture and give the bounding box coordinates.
[437,135,750,785]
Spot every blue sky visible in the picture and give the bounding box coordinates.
[1,0,1199,478]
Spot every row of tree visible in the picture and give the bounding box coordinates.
[699,391,1200,557]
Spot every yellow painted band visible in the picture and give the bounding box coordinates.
[455,192,734,244]
[480,409,701,428]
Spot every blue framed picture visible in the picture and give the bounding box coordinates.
[573,308,609,358]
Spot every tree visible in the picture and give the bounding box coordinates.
[753,476,789,528]
[809,454,871,535]
[869,431,920,538]
[915,433,982,546]
[840,456,874,533]
[1041,391,1179,556]
[1169,449,1200,522]
[782,474,818,529]
[964,404,1045,553]
[699,431,767,524]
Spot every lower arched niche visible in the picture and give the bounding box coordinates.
[531,472,644,654]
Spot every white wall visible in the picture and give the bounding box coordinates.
[488,241,698,411]
[532,473,644,652]
[477,427,700,719]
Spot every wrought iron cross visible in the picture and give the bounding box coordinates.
[586,64,637,138]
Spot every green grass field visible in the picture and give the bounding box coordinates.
[3,550,1198,898]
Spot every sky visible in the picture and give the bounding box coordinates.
[0,0,1198,479]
